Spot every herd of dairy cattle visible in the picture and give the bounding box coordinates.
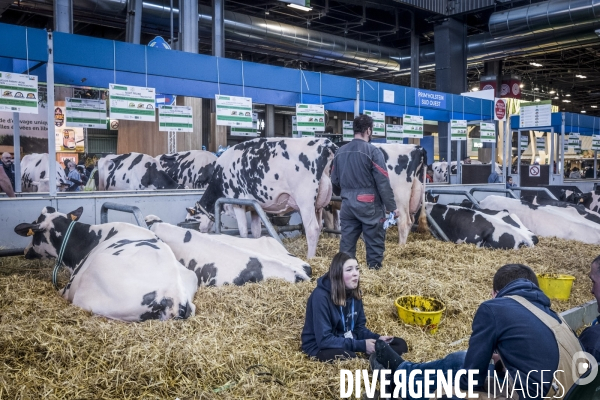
[12,137,600,321]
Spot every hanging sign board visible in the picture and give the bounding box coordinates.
[480,122,496,143]
[292,116,301,138]
[109,84,155,121]
[536,137,546,151]
[296,103,325,137]
[364,110,386,137]
[386,124,403,143]
[215,95,253,128]
[520,136,529,151]
[472,138,483,151]
[529,165,541,177]
[519,100,552,128]
[415,89,446,109]
[494,98,507,121]
[342,120,354,141]
[54,107,84,153]
[568,136,581,153]
[65,97,107,129]
[451,119,467,141]
[403,114,423,139]
[0,71,38,114]
[158,105,193,132]
[592,135,600,151]
[383,90,394,103]
[231,113,259,137]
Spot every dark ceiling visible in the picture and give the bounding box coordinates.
[2,0,600,115]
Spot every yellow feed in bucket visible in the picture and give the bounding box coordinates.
[394,295,446,334]
[536,273,575,300]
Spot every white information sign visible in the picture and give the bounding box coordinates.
[520,136,529,151]
[342,120,354,141]
[519,100,552,128]
[215,95,253,128]
[568,136,581,153]
[158,105,193,132]
[364,110,386,137]
[592,135,600,151]
[480,122,496,143]
[0,71,38,114]
[386,124,404,143]
[109,84,156,121]
[536,137,546,151]
[451,119,467,141]
[296,103,325,137]
[383,90,395,103]
[403,114,423,139]
[231,113,259,137]
[54,107,84,153]
[65,97,107,129]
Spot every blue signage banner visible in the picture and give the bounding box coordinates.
[415,89,446,109]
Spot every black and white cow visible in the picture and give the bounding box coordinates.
[98,152,184,190]
[564,189,600,213]
[14,207,198,322]
[156,150,217,189]
[21,153,69,192]
[185,137,337,259]
[480,195,600,244]
[146,216,311,286]
[374,143,428,243]
[426,202,538,249]
[522,194,600,226]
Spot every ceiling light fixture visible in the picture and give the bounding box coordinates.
[566,94,571,97]
[287,3,313,11]
[549,90,556,94]
[563,99,571,103]
[533,87,540,91]
[576,74,587,79]
[471,87,479,92]
[582,110,587,113]
[530,62,543,67]
[534,98,541,102]
[519,83,525,88]
[553,96,559,99]
[592,105,598,108]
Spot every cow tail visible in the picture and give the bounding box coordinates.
[416,148,429,234]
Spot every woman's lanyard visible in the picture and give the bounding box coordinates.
[340,299,355,336]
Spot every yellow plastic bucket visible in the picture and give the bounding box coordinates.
[537,274,575,300]
[394,295,446,334]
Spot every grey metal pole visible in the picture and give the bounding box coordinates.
[170,0,174,47]
[354,80,360,117]
[125,0,143,44]
[517,130,521,180]
[457,139,462,184]
[561,113,565,185]
[12,112,21,192]
[549,130,554,183]
[492,120,498,179]
[502,117,508,178]
[266,104,275,138]
[53,0,73,33]
[595,150,597,180]
[212,0,224,57]
[47,31,57,197]
[180,0,199,53]
[447,124,451,183]
[410,12,419,89]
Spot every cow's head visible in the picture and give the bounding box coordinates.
[185,201,215,232]
[31,179,70,192]
[14,206,83,259]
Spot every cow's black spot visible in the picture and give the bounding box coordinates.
[108,238,160,250]
[141,291,156,306]
[105,227,119,241]
[45,207,56,214]
[274,173,279,180]
[178,302,193,319]
[233,257,264,285]
[501,215,520,228]
[282,151,289,159]
[308,140,316,146]
[40,170,46,179]
[112,249,123,256]
[128,153,144,170]
[295,165,299,171]
[184,230,192,243]
[187,259,197,271]
[140,294,174,321]
[196,262,217,286]
[299,153,310,170]
[35,159,41,167]
[302,264,312,277]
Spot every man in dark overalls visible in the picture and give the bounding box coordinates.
[331,115,398,269]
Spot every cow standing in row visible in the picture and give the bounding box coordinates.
[186,137,337,259]
[156,150,217,189]
[20,153,69,192]
[98,152,183,190]
[14,207,198,321]
[146,216,311,286]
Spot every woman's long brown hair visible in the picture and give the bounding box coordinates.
[328,252,362,307]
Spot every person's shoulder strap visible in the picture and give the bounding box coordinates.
[505,295,561,328]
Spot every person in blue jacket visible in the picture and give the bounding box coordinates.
[301,252,407,362]
[580,255,600,361]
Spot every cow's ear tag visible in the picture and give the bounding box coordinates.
[27,229,34,236]
[70,214,77,221]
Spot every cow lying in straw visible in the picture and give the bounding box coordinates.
[14,207,198,322]
[146,215,311,286]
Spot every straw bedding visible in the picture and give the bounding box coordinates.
[0,230,596,399]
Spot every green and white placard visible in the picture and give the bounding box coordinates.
[536,137,546,151]
[296,104,325,136]
[403,114,423,139]
[215,95,253,128]
[520,136,529,151]
[480,122,496,143]
[343,120,354,141]
[450,119,467,141]
[364,110,385,137]
[158,105,193,132]
[66,97,107,128]
[292,116,301,138]
[592,135,600,151]
[568,136,581,153]
[231,113,259,137]
[0,71,38,113]
[386,124,404,143]
[109,84,155,121]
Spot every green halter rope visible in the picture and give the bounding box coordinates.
[52,220,77,290]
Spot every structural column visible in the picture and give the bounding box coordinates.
[53,0,73,33]
[435,18,467,163]
[410,12,419,89]
[125,0,143,45]
[180,0,199,53]
[265,105,275,137]
[210,0,227,151]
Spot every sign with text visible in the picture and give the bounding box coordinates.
[568,136,581,153]
[519,100,552,128]
[296,103,325,136]
[54,107,84,153]
[494,98,507,121]
[480,122,496,143]
[158,105,193,132]
[66,97,107,129]
[415,89,446,109]
[342,120,354,141]
[215,95,253,128]
[0,71,38,114]
[110,84,155,121]
[364,110,385,137]
[536,137,546,151]
[231,113,259,137]
[593,135,600,151]
[520,136,529,151]
[292,116,300,138]
[403,114,423,139]
[451,119,467,141]
[383,90,394,103]
[386,124,403,143]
